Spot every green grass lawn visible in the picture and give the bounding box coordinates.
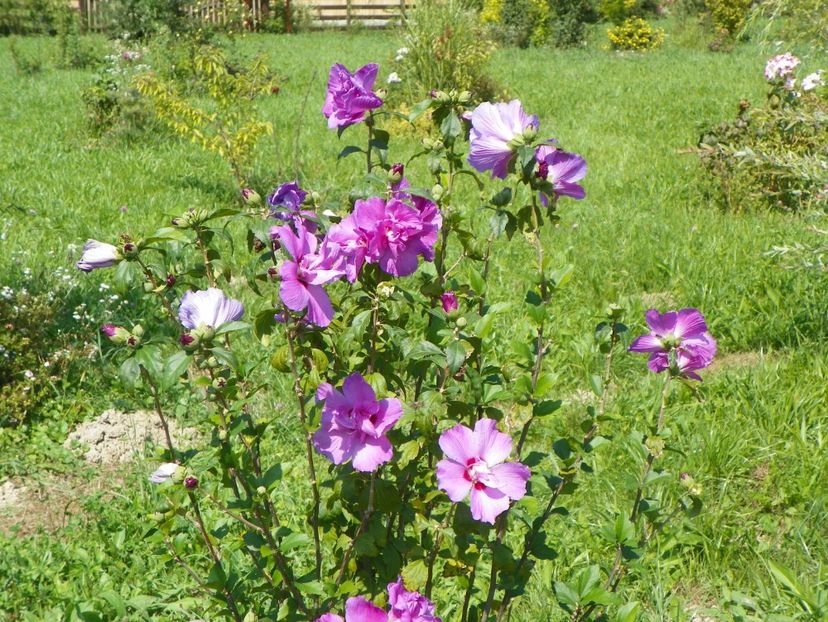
[0,23,826,621]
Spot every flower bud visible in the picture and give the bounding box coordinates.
[377,282,395,299]
[388,162,404,184]
[179,333,198,349]
[184,476,199,489]
[122,242,138,258]
[267,266,279,281]
[431,184,444,201]
[256,485,267,496]
[440,291,459,313]
[218,429,227,441]
[455,316,467,329]
[132,324,144,338]
[143,282,154,293]
[166,274,176,288]
[429,89,439,99]
[101,324,131,345]
[253,238,266,253]
[241,188,261,206]
[434,90,451,103]
[458,90,472,104]
[212,377,227,389]
[126,335,140,348]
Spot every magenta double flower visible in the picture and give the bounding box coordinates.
[436,418,530,524]
[317,577,441,622]
[276,224,344,327]
[313,373,403,472]
[322,63,384,129]
[326,195,441,281]
[629,308,717,380]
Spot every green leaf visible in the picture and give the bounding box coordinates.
[161,351,191,390]
[260,464,283,490]
[440,111,461,139]
[135,345,163,381]
[119,357,140,390]
[408,341,445,365]
[401,559,428,591]
[205,562,227,589]
[446,341,467,374]
[408,98,432,122]
[533,399,562,417]
[533,373,556,399]
[338,145,365,160]
[589,373,604,397]
[280,532,311,552]
[210,347,238,371]
[214,321,251,336]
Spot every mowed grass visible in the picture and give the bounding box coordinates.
[0,24,827,621]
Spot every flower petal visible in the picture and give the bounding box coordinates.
[474,418,512,466]
[436,459,472,502]
[344,597,387,622]
[490,462,530,500]
[438,423,475,463]
[469,485,509,524]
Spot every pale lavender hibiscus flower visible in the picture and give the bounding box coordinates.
[276,224,344,327]
[76,239,120,272]
[322,63,383,130]
[178,288,245,330]
[468,100,539,179]
[629,308,717,381]
[436,418,530,524]
[313,373,402,472]
[536,149,587,206]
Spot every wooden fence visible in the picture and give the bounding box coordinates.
[75,0,411,31]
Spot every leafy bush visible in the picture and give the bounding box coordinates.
[9,36,46,75]
[82,43,155,138]
[55,5,105,69]
[104,0,189,39]
[395,0,498,101]
[697,56,828,212]
[746,0,828,53]
[549,0,594,47]
[0,0,61,35]
[607,16,664,50]
[704,0,750,36]
[599,0,637,24]
[135,43,278,188]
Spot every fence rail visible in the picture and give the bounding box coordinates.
[74,0,411,30]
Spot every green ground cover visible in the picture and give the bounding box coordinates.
[0,23,826,621]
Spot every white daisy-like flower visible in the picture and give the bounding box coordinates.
[387,72,402,84]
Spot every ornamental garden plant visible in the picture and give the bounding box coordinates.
[72,54,724,622]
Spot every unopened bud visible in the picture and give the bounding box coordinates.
[455,316,467,329]
[122,242,138,257]
[101,324,131,345]
[388,162,404,184]
[240,188,261,206]
[126,335,140,348]
[253,238,266,253]
[212,377,227,389]
[184,476,199,489]
[377,282,395,299]
[431,184,444,201]
[166,274,176,288]
[179,333,198,349]
[267,266,279,280]
[256,485,267,496]
[458,90,472,104]
[132,324,144,338]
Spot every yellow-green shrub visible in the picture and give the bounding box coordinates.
[607,16,664,50]
[704,0,751,36]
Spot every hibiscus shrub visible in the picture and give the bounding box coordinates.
[77,60,717,621]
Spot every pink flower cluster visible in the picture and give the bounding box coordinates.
[764,53,801,89]
[272,183,441,327]
[317,578,442,622]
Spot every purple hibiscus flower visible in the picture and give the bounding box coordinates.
[178,288,245,330]
[268,181,317,231]
[629,308,717,381]
[535,148,587,206]
[76,239,120,272]
[387,577,442,622]
[313,373,402,472]
[322,63,384,130]
[316,597,387,622]
[468,100,539,179]
[436,418,530,524]
[277,224,344,327]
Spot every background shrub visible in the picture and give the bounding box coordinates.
[396,0,498,101]
[704,0,750,37]
[607,16,664,50]
[549,0,594,47]
[0,0,61,36]
[697,94,828,212]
